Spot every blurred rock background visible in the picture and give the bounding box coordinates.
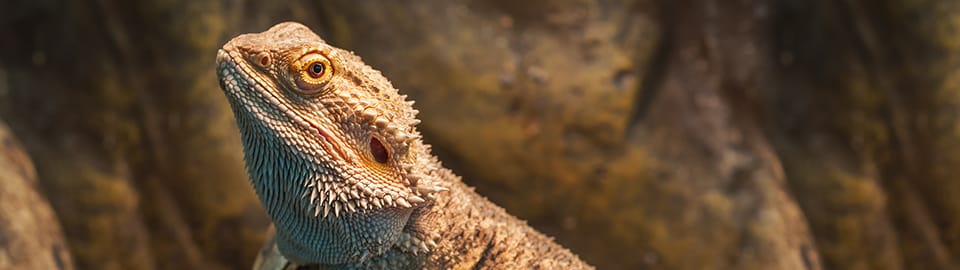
[1,0,959,269]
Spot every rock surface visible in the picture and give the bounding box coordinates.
[0,0,958,269]
[0,120,74,270]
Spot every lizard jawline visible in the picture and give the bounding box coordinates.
[224,50,352,164]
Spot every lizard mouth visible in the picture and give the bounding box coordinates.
[217,49,352,163]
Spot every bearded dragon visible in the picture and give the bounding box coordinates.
[216,22,591,269]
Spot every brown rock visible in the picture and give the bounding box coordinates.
[771,1,960,269]
[1,0,960,269]
[0,120,74,270]
[0,1,276,269]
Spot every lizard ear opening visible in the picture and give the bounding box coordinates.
[370,137,389,164]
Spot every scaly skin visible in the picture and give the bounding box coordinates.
[216,22,592,269]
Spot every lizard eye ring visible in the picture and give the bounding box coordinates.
[292,52,333,94]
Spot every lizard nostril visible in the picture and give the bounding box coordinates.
[257,52,271,67]
[370,137,389,164]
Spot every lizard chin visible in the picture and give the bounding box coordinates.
[273,199,414,264]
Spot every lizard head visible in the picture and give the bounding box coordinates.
[216,22,444,224]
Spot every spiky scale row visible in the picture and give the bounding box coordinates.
[396,231,440,255]
[304,176,436,218]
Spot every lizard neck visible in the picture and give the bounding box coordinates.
[234,105,414,265]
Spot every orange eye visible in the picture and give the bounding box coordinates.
[291,52,333,94]
[307,62,325,78]
[370,137,389,164]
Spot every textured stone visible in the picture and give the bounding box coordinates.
[0,120,74,270]
[1,0,960,269]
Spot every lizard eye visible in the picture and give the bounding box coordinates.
[292,52,333,94]
[308,62,324,78]
[370,137,389,164]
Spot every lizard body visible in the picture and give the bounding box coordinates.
[216,22,591,269]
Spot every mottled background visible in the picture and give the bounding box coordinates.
[1,0,960,269]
